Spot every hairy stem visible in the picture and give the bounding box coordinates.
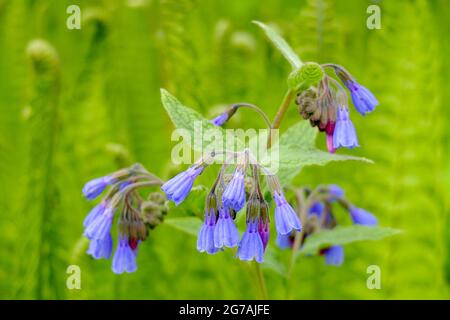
[287,190,308,278]
[254,262,268,299]
[231,103,272,129]
[268,89,294,147]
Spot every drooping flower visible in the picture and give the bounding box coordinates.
[328,184,344,199]
[308,202,325,218]
[273,192,302,235]
[236,218,264,263]
[349,207,378,226]
[345,80,378,116]
[82,176,116,200]
[325,121,336,154]
[333,107,359,150]
[258,218,270,251]
[326,133,336,153]
[276,232,293,249]
[214,207,239,249]
[222,167,246,212]
[112,235,137,274]
[83,201,108,228]
[84,206,114,240]
[87,233,113,259]
[211,112,229,126]
[161,165,204,205]
[330,64,378,116]
[197,207,218,255]
[323,245,344,266]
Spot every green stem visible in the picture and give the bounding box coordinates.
[231,103,272,129]
[287,190,307,279]
[268,89,294,147]
[287,231,303,279]
[254,262,268,299]
[271,89,294,130]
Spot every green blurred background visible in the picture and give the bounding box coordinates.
[0,0,449,299]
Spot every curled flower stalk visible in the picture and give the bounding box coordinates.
[81,163,166,274]
[294,63,378,153]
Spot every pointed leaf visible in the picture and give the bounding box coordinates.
[161,89,244,153]
[253,21,302,69]
[298,226,402,256]
[164,217,202,237]
[269,121,372,185]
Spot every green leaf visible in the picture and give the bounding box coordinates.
[161,88,244,153]
[253,20,302,70]
[262,246,287,277]
[299,226,402,255]
[270,121,373,185]
[164,217,203,237]
[166,185,208,219]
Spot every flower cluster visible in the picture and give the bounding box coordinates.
[161,153,302,263]
[276,184,378,266]
[82,164,166,274]
[296,64,378,153]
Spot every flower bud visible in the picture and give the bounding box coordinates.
[287,62,324,92]
[141,199,168,229]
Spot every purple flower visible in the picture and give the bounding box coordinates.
[329,184,344,199]
[222,168,246,212]
[84,206,114,240]
[276,232,292,249]
[273,192,302,235]
[333,107,359,149]
[326,122,336,154]
[112,235,137,274]
[350,207,378,226]
[83,201,108,228]
[324,245,344,266]
[87,234,113,259]
[161,166,204,205]
[214,207,239,248]
[236,219,264,263]
[82,176,115,200]
[119,181,132,191]
[326,133,336,153]
[345,80,378,116]
[211,112,228,126]
[197,209,218,254]
[308,202,325,218]
[258,219,270,250]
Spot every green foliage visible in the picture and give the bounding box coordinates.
[273,121,371,185]
[0,0,448,300]
[299,226,402,255]
[161,89,244,152]
[164,217,203,237]
[253,21,302,69]
[162,88,370,186]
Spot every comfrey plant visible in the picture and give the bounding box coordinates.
[294,63,378,153]
[82,164,167,274]
[161,152,302,262]
[80,22,397,281]
[276,184,378,266]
